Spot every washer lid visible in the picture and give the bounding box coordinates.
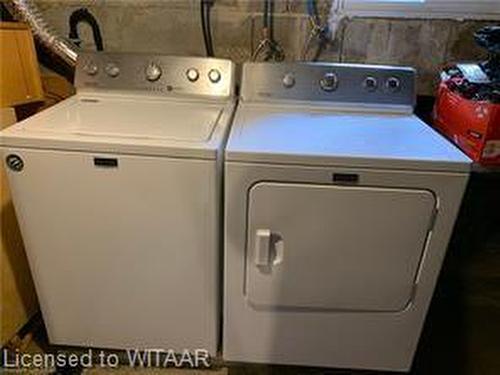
[226,104,471,172]
[1,94,233,159]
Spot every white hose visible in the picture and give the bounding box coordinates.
[11,0,79,67]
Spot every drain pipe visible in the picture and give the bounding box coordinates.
[11,0,79,68]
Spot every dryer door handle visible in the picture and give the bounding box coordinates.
[255,229,272,267]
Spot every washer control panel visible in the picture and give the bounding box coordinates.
[75,52,235,98]
[241,62,416,108]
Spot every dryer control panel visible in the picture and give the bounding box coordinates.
[240,62,416,108]
[75,52,235,98]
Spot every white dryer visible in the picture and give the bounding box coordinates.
[223,63,471,371]
[1,52,235,354]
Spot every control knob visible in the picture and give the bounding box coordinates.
[83,61,98,76]
[282,73,295,88]
[105,62,120,78]
[320,72,338,92]
[145,63,162,82]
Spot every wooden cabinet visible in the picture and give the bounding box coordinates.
[1,23,40,346]
[1,154,39,346]
[0,22,44,107]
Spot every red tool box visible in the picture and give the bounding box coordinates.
[434,80,500,164]
[433,26,500,165]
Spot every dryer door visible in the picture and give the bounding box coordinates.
[246,182,436,312]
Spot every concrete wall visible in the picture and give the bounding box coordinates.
[35,0,498,94]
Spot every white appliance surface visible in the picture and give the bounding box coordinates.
[227,103,470,172]
[2,93,233,159]
[25,95,221,141]
[6,148,219,352]
[246,182,435,312]
[1,52,236,355]
[223,62,471,372]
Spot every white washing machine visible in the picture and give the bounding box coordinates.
[223,63,471,371]
[1,52,235,354]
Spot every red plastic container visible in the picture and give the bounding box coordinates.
[433,81,500,165]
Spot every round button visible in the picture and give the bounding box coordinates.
[83,61,98,76]
[319,72,338,92]
[208,69,221,83]
[282,73,295,88]
[386,77,401,92]
[364,76,378,91]
[186,68,199,82]
[145,63,162,82]
[105,63,120,78]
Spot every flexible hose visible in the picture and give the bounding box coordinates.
[69,8,104,51]
[11,0,78,67]
[200,0,214,57]
[302,0,332,61]
[205,2,214,56]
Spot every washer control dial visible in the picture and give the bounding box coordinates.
[320,72,338,92]
[186,68,200,82]
[105,62,120,78]
[83,61,98,76]
[364,76,378,91]
[208,69,221,83]
[282,73,296,88]
[386,77,401,92]
[145,63,162,82]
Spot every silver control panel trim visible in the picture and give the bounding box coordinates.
[240,62,416,108]
[75,52,235,98]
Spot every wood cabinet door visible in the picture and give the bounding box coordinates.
[0,22,44,107]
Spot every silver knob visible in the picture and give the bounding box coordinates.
[186,68,199,82]
[282,73,295,88]
[145,63,162,82]
[105,62,120,78]
[386,77,401,92]
[364,76,378,91]
[208,69,221,83]
[320,72,338,92]
[83,61,98,76]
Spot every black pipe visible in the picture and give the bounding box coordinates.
[263,0,269,29]
[201,0,215,57]
[268,0,274,41]
[68,8,103,51]
[205,1,214,56]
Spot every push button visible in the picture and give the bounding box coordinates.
[208,69,221,83]
[186,68,200,82]
[386,77,401,92]
[364,76,378,91]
